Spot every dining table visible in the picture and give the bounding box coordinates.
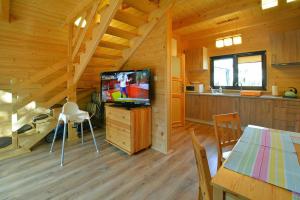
[211,125,300,200]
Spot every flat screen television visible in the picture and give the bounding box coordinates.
[101,69,151,106]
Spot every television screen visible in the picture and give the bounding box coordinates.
[101,69,150,105]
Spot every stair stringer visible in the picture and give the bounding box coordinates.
[117,0,176,70]
[73,0,123,84]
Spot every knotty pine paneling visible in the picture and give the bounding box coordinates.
[0,0,80,90]
[122,14,171,154]
[182,21,300,95]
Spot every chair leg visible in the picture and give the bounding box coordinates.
[88,119,99,153]
[81,122,84,144]
[60,123,67,166]
[50,121,60,153]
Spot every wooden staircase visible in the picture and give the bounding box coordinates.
[73,0,175,87]
[0,0,174,160]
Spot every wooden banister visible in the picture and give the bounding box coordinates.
[71,0,103,60]
[73,0,123,84]
[72,11,88,46]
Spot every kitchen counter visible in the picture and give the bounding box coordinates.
[185,93,300,132]
[185,92,300,101]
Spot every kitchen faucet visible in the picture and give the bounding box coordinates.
[235,82,243,91]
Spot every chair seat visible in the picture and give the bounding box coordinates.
[222,151,232,161]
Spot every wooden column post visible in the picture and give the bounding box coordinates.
[67,23,78,141]
[67,23,77,102]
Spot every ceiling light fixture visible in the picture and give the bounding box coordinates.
[224,38,233,46]
[287,0,296,2]
[215,35,242,48]
[74,17,87,28]
[216,39,224,48]
[233,35,242,45]
[261,0,278,9]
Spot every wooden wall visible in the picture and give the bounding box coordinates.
[0,0,80,137]
[122,14,172,154]
[0,0,81,90]
[182,18,300,95]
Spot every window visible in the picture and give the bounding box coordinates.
[210,51,266,90]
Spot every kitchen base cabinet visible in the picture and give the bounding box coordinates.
[273,100,300,131]
[239,98,273,128]
[216,96,239,115]
[186,94,300,132]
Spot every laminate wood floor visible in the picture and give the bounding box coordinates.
[0,122,218,200]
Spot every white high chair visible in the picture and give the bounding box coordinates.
[50,102,99,166]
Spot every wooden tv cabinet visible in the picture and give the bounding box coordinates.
[105,105,152,155]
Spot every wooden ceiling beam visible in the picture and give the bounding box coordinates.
[173,0,259,32]
[0,0,10,22]
[181,5,300,41]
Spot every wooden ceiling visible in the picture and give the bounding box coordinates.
[171,0,300,38]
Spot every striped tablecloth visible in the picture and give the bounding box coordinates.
[224,126,300,196]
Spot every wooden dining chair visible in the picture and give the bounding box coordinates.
[190,129,213,200]
[213,112,242,169]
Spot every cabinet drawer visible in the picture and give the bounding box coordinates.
[108,123,131,137]
[106,127,131,152]
[106,109,131,125]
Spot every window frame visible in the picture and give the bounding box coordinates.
[210,50,267,90]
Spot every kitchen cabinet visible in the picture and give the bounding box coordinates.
[273,100,300,131]
[186,94,300,132]
[185,47,208,71]
[216,96,239,115]
[270,29,300,65]
[239,98,273,128]
[186,94,216,121]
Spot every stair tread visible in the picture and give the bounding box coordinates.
[123,0,158,13]
[114,10,148,27]
[93,52,123,60]
[99,41,129,50]
[106,26,139,40]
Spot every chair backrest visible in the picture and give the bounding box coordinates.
[213,112,241,148]
[213,112,241,169]
[62,102,80,115]
[190,129,213,200]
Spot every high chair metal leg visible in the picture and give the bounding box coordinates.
[50,121,60,153]
[60,123,67,166]
[81,122,84,144]
[88,119,99,153]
